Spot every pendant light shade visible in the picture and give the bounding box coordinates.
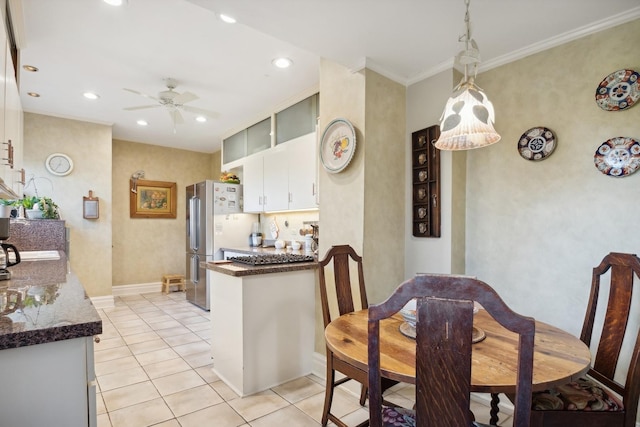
[434,78,500,150]
[434,0,501,151]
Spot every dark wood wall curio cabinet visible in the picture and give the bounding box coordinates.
[411,125,440,238]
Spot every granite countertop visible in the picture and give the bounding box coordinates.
[0,251,102,350]
[206,259,318,277]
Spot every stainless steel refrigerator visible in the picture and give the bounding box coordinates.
[186,180,257,310]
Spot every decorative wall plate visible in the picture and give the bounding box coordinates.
[320,118,356,173]
[518,127,556,161]
[594,136,640,177]
[595,69,640,111]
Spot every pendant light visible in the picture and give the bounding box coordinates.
[434,0,500,151]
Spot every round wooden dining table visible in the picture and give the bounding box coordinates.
[325,308,592,424]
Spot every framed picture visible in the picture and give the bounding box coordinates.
[130,179,177,219]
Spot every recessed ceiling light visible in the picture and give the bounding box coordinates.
[83,92,99,100]
[23,65,38,72]
[136,120,148,126]
[27,92,40,97]
[103,0,125,6]
[195,116,207,123]
[272,57,293,69]
[219,14,236,24]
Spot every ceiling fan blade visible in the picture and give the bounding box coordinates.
[181,105,220,119]
[124,104,161,111]
[173,91,198,105]
[123,88,159,102]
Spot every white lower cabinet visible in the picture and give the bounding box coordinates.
[209,268,316,396]
[0,336,97,426]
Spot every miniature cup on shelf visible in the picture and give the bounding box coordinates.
[291,241,301,250]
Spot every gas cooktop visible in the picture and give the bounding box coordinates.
[229,253,315,266]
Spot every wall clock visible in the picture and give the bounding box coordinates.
[320,118,356,173]
[45,153,74,176]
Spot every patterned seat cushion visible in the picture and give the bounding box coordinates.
[380,406,489,426]
[532,377,624,411]
[381,407,415,427]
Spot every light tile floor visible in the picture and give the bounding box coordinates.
[95,292,513,426]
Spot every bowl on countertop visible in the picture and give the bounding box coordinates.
[274,240,285,249]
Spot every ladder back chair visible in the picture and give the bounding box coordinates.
[368,274,535,427]
[318,245,395,427]
[530,252,640,427]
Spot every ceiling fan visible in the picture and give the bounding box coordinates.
[123,78,219,128]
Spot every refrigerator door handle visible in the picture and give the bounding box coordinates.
[191,254,200,284]
[189,196,200,251]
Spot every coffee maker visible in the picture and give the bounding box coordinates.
[0,218,20,280]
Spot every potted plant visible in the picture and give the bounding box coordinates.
[23,196,60,219]
[0,199,17,218]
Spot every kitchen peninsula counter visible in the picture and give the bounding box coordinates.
[0,251,102,349]
[207,251,316,396]
[206,259,318,277]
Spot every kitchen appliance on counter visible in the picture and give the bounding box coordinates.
[249,222,262,247]
[0,218,20,280]
[186,181,258,310]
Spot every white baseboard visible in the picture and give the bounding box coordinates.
[91,282,162,309]
[112,282,162,296]
[90,295,115,309]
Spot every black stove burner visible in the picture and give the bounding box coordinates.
[229,253,315,266]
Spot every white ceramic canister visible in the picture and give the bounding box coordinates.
[304,234,313,251]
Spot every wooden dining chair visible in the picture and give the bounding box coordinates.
[528,252,640,427]
[318,245,397,427]
[368,274,535,427]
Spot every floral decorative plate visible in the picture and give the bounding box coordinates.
[320,118,356,173]
[595,69,640,111]
[594,137,640,177]
[518,127,556,161]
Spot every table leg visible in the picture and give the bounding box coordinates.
[489,393,500,425]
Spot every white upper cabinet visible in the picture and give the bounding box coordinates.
[0,13,22,199]
[287,133,317,210]
[262,146,289,212]
[5,38,22,194]
[242,154,264,212]
[223,93,319,213]
[241,134,317,213]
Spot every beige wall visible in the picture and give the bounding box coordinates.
[405,69,468,277]
[316,60,406,352]
[362,69,406,303]
[23,113,113,297]
[112,139,214,286]
[465,19,640,335]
